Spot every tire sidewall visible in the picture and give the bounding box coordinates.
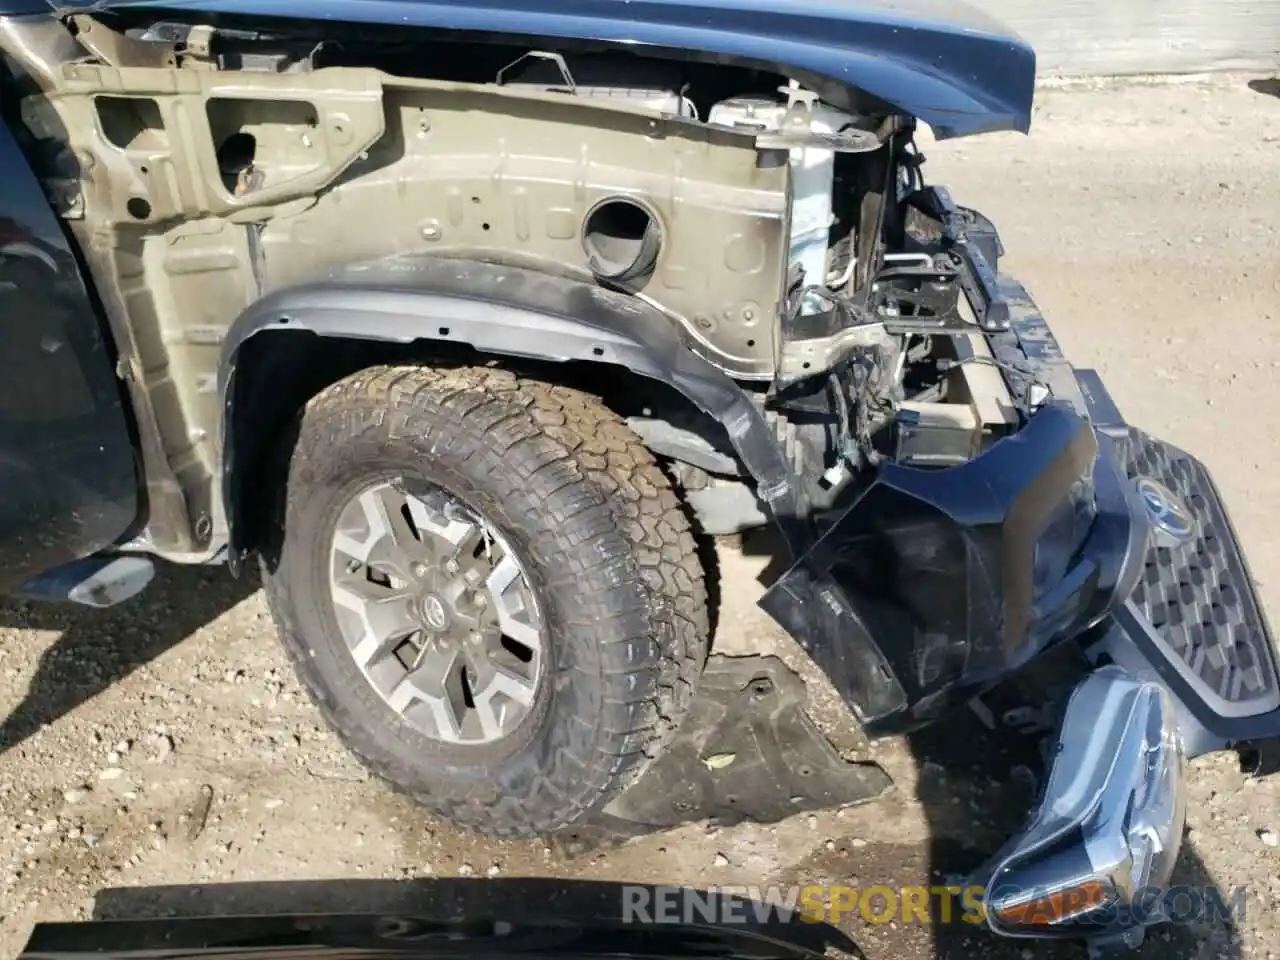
[270,395,631,811]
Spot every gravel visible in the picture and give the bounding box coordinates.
[1,75,1279,960]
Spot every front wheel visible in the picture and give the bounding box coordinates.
[262,365,708,837]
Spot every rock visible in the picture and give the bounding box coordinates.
[851,838,867,849]
[114,740,131,755]
[702,753,736,770]
[1260,829,1279,848]
[825,840,836,852]
[713,853,730,867]
[264,799,284,810]
[458,863,474,877]
[40,819,58,835]
[486,863,501,878]
[62,788,89,804]
[82,833,101,849]
[98,768,124,781]
[149,734,174,763]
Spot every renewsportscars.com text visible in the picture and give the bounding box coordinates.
[620,884,1247,927]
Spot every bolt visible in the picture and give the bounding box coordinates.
[468,631,482,646]
[411,561,429,579]
[444,559,460,575]
[474,592,488,609]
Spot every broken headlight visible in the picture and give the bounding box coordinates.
[983,665,1186,939]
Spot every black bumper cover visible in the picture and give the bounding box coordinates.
[760,399,1145,734]
[762,266,1278,744]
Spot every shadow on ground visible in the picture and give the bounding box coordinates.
[1248,78,1280,98]
[0,563,255,755]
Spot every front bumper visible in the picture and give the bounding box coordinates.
[760,207,1279,944]
[760,390,1148,733]
[761,263,1280,751]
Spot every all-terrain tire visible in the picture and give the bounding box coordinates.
[261,364,708,837]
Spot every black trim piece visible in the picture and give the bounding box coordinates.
[218,257,809,564]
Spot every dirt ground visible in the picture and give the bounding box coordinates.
[3,75,1280,960]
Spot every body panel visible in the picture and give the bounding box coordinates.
[34,0,1036,138]
[28,58,803,554]
[0,118,140,592]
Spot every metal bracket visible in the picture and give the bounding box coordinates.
[755,126,884,153]
[69,15,179,69]
[495,51,577,90]
[898,186,1012,333]
[871,252,972,334]
[777,321,886,383]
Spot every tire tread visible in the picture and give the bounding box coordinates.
[263,363,708,837]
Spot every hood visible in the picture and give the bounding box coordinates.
[23,0,1035,138]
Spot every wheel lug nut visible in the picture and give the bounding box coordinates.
[411,562,429,579]
[444,559,460,575]
[474,592,488,609]
[468,631,482,645]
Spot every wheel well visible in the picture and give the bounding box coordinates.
[225,332,747,560]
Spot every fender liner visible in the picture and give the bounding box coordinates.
[218,257,810,565]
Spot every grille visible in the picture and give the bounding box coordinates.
[1117,430,1278,712]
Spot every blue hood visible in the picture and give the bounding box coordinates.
[31,0,1036,138]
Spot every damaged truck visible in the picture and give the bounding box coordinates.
[0,0,1276,949]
